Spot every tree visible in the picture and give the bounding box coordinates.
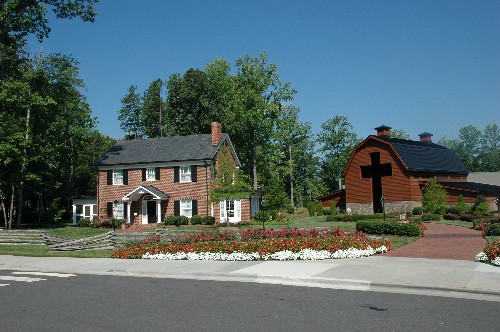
[118,85,143,139]
[141,79,167,138]
[439,124,500,172]
[209,146,251,225]
[421,180,447,214]
[227,52,296,190]
[391,128,410,140]
[0,0,98,78]
[317,116,360,192]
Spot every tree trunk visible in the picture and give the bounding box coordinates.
[252,139,258,190]
[8,181,14,230]
[16,102,30,228]
[289,145,294,206]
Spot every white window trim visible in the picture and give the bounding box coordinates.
[146,167,156,181]
[113,169,124,185]
[180,200,192,218]
[220,199,241,223]
[180,166,192,183]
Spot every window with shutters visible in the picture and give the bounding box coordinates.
[180,200,192,217]
[146,168,156,181]
[113,170,123,185]
[180,166,191,182]
[113,201,124,219]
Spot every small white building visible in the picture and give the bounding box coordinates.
[71,196,97,225]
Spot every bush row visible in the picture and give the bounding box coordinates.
[325,213,401,222]
[356,221,422,236]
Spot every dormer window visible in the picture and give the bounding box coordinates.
[180,166,191,182]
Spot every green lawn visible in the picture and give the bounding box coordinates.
[435,220,474,228]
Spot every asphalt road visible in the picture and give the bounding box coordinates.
[1,270,499,331]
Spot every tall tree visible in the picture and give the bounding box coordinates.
[317,116,360,192]
[141,78,167,138]
[118,85,143,139]
[227,52,296,190]
[0,0,98,79]
[439,124,499,172]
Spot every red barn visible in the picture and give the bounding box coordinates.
[319,125,500,214]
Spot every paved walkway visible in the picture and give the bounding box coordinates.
[382,223,486,261]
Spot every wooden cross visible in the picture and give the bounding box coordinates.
[361,152,392,213]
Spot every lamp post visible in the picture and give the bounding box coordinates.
[380,196,386,222]
[261,195,266,230]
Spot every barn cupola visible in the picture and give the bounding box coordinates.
[375,125,391,138]
[418,132,433,143]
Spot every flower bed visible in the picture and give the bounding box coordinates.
[111,228,392,261]
[476,240,500,266]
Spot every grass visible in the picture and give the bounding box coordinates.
[47,225,110,239]
[435,220,474,228]
[0,245,112,258]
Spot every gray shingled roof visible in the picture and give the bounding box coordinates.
[376,136,469,175]
[95,133,240,166]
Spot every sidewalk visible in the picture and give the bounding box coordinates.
[1,254,499,302]
[382,222,486,260]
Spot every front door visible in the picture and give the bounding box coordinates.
[220,200,241,223]
[142,199,157,224]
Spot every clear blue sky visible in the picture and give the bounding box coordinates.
[28,0,499,141]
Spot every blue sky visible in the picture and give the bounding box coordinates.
[28,0,499,141]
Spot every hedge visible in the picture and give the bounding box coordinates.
[356,221,422,236]
[165,215,189,226]
[190,215,216,225]
[325,213,401,222]
[421,214,441,221]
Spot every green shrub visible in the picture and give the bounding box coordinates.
[190,215,204,225]
[165,215,189,226]
[472,195,491,215]
[485,223,500,236]
[455,195,470,215]
[330,202,338,216]
[254,210,277,222]
[421,214,441,221]
[77,219,89,227]
[443,213,461,220]
[307,202,316,216]
[422,180,447,214]
[316,202,323,216]
[356,220,422,236]
[203,216,216,225]
[412,206,424,215]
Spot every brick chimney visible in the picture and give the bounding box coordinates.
[375,125,391,138]
[418,132,433,143]
[211,122,222,146]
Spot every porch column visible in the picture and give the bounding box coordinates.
[72,204,77,225]
[126,202,131,224]
[157,200,162,223]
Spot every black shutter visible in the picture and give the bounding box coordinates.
[107,202,113,217]
[142,169,146,181]
[174,200,180,216]
[174,167,179,183]
[155,167,160,180]
[107,171,112,185]
[123,169,128,185]
[191,166,197,182]
[192,200,198,216]
[123,202,128,219]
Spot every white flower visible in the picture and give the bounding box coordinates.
[475,252,489,262]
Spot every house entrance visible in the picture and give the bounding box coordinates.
[142,195,157,224]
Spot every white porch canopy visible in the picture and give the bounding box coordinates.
[121,186,169,224]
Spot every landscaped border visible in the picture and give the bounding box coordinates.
[111,227,392,261]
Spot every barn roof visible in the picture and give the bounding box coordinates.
[386,137,469,175]
[95,133,241,167]
[344,135,469,176]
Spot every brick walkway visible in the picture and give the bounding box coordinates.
[382,223,486,261]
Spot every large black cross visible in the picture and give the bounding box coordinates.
[361,152,392,213]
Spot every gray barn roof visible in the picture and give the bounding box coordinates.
[387,138,469,175]
[95,133,241,167]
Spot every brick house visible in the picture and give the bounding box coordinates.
[94,122,261,228]
[317,125,500,214]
